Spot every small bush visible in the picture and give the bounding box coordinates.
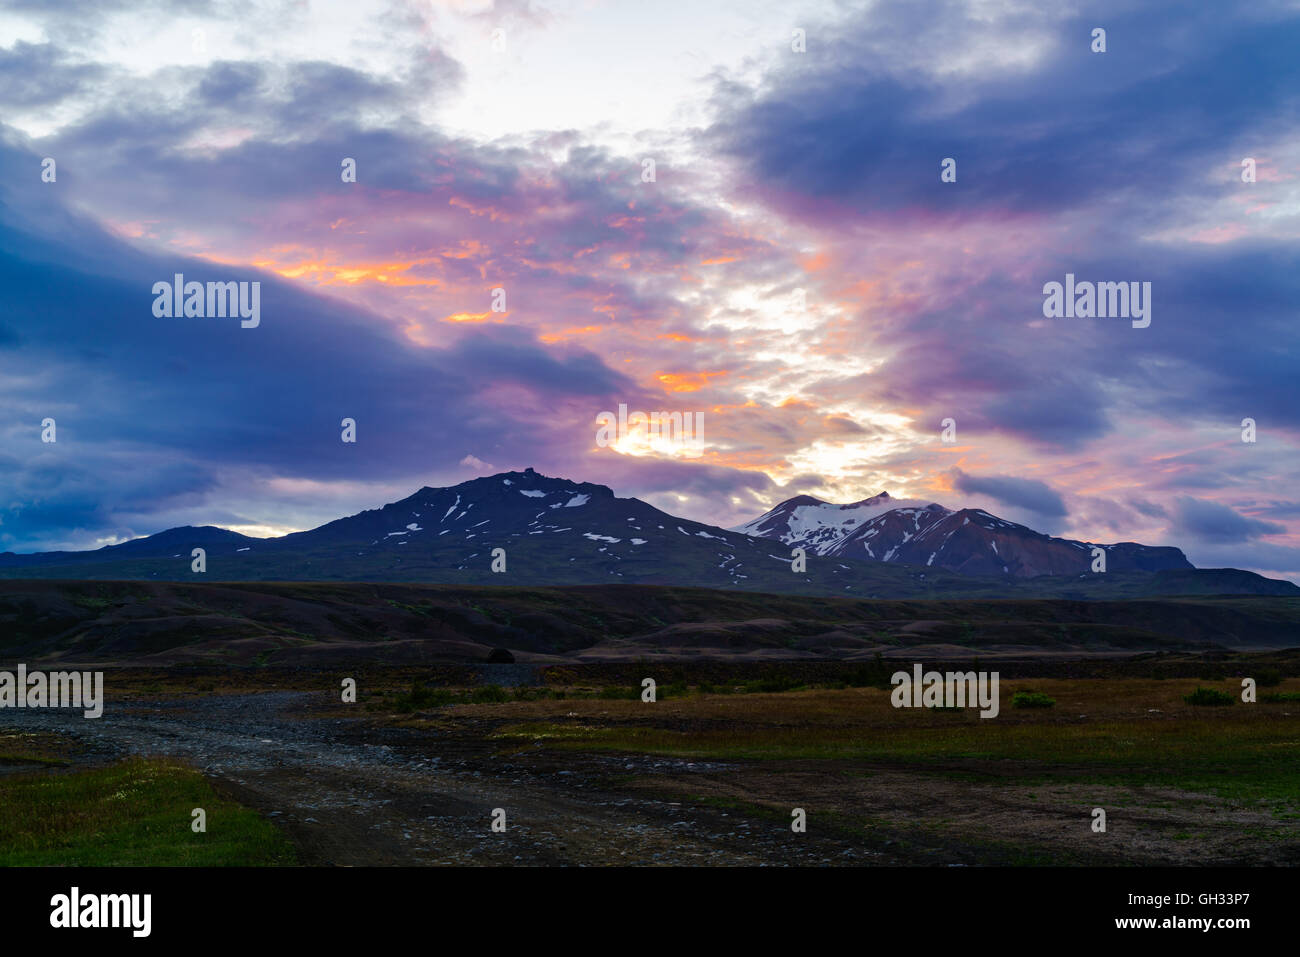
[597,686,637,700]
[393,681,455,713]
[1011,691,1056,709]
[1261,691,1300,703]
[512,686,553,701]
[1183,686,1234,707]
[741,675,805,694]
[1254,668,1283,688]
[845,653,893,689]
[471,684,511,704]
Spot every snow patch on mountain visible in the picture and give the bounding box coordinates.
[732,491,948,554]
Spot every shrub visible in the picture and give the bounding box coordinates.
[512,686,552,701]
[1011,691,1056,709]
[741,674,805,694]
[663,679,689,698]
[470,684,511,703]
[1183,686,1234,706]
[598,685,637,700]
[1254,668,1283,688]
[393,681,455,713]
[1261,691,1300,703]
[845,653,893,689]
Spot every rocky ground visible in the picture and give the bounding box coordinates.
[0,690,875,865]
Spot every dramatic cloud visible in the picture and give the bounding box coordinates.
[949,468,1067,519]
[1169,497,1287,544]
[0,0,1296,583]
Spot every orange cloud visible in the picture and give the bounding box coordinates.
[449,196,512,221]
[540,324,603,343]
[799,250,831,272]
[656,371,727,393]
[444,310,505,323]
[240,256,444,287]
[442,240,487,259]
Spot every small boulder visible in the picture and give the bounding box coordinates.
[487,647,515,664]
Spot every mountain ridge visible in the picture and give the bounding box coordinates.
[0,469,1292,598]
[737,491,1193,578]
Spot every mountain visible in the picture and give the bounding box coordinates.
[731,491,945,552]
[1,526,262,568]
[0,470,1291,598]
[0,469,903,594]
[736,492,1193,578]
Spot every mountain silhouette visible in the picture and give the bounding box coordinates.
[0,470,1292,598]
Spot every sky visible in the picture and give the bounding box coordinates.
[0,0,1298,581]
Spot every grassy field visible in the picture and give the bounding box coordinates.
[460,678,1300,804]
[2,667,1294,866]
[0,757,296,866]
[0,730,75,767]
[346,673,1298,863]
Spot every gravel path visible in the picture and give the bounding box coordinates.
[1,692,879,866]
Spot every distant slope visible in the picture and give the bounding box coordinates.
[0,469,972,595]
[1,580,1296,665]
[0,469,1289,599]
[831,507,1192,577]
[737,491,1193,578]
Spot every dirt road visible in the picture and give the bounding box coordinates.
[0,691,876,866]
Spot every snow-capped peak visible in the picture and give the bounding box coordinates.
[731,491,949,554]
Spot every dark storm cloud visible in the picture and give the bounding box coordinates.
[950,468,1067,518]
[708,0,1300,222]
[0,136,638,549]
[1169,496,1287,544]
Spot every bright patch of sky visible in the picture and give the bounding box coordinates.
[0,0,824,149]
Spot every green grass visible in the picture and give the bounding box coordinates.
[492,712,1300,804]
[1011,691,1056,709]
[0,752,68,767]
[1184,686,1235,706]
[0,758,296,866]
